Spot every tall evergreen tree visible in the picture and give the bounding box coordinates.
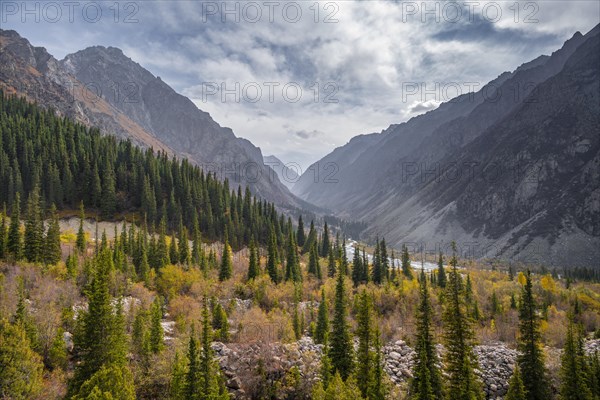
[329,268,353,380]
[23,186,44,263]
[327,245,336,278]
[44,204,62,265]
[0,206,7,259]
[212,302,229,342]
[267,227,279,283]
[505,365,526,400]
[178,223,190,265]
[308,241,321,280]
[247,237,259,281]
[517,270,550,400]
[184,325,200,399]
[372,238,383,284]
[559,316,592,400]
[285,229,301,282]
[315,288,329,345]
[402,244,413,280]
[219,239,233,281]
[69,249,128,396]
[410,268,443,400]
[351,245,363,287]
[380,238,389,282]
[149,297,164,354]
[297,215,305,247]
[356,290,374,398]
[200,300,229,399]
[76,201,86,253]
[321,222,330,257]
[437,252,446,289]
[442,243,483,400]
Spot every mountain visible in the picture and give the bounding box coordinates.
[263,155,300,190]
[293,25,600,267]
[0,29,306,210]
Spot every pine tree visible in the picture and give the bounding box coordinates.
[517,270,550,400]
[285,229,302,282]
[199,300,229,399]
[212,302,229,342]
[437,252,446,288]
[76,201,86,253]
[505,365,526,400]
[247,237,259,281]
[356,289,374,398]
[351,245,363,287]
[410,268,443,400]
[380,238,389,282]
[100,167,116,219]
[315,288,329,345]
[0,206,8,259]
[267,228,279,283]
[329,268,353,380]
[327,245,336,278]
[169,232,178,265]
[23,186,44,263]
[149,297,164,354]
[219,239,233,281]
[0,318,44,399]
[372,238,383,284]
[321,222,330,257]
[69,249,128,396]
[442,243,483,400]
[179,224,190,265]
[559,316,592,400]
[44,204,62,265]
[170,351,186,400]
[369,328,386,400]
[402,244,413,279]
[308,241,321,279]
[184,325,200,399]
[297,215,305,247]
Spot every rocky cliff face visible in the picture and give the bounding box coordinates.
[0,29,307,210]
[292,25,600,268]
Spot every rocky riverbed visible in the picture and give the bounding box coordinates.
[212,337,600,399]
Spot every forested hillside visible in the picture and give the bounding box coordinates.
[0,91,290,250]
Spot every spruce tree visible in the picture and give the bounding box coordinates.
[327,245,336,278]
[380,238,389,282]
[199,300,229,399]
[69,249,128,396]
[184,325,200,399]
[517,270,549,400]
[212,302,230,342]
[321,222,330,257]
[44,204,62,265]
[308,241,321,279]
[351,245,363,287]
[169,232,178,265]
[442,243,483,400]
[179,224,190,265]
[0,206,8,259]
[76,201,86,253]
[219,239,233,281]
[356,289,374,398]
[410,268,443,400]
[329,268,353,380]
[149,297,164,354]
[23,187,44,263]
[369,328,386,400]
[402,244,413,279]
[285,229,301,282]
[559,316,592,400]
[315,288,329,345]
[505,365,526,400]
[247,237,259,281]
[372,238,383,284]
[267,227,279,283]
[437,252,446,288]
[297,215,305,247]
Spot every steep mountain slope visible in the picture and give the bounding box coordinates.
[293,25,600,267]
[263,155,300,190]
[293,29,592,215]
[0,29,306,210]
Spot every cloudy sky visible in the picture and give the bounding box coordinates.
[2,0,599,169]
